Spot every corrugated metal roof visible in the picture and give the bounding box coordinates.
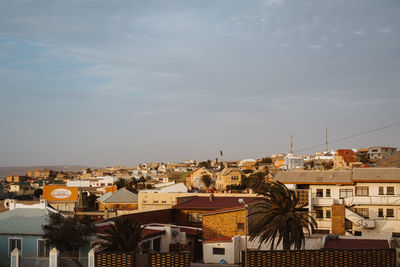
[353,168,400,181]
[0,208,56,235]
[173,196,256,210]
[103,188,138,203]
[275,170,353,184]
[96,191,112,202]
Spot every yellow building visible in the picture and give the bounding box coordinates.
[216,168,245,190]
[6,175,27,183]
[202,207,246,239]
[186,168,214,189]
[27,169,50,179]
[97,188,138,211]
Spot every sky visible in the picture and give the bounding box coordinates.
[0,0,400,167]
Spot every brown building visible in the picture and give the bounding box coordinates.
[27,169,50,179]
[173,195,256,228]
[6,175,27,183]
[334,149,363,169]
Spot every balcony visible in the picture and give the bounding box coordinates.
[342,195,400,206]
[311,196,336,206]
[345,208,375,229]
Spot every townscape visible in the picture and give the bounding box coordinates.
[1,146,400,266]
[2,1,400,266]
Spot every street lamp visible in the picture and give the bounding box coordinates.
[238,198,248,267]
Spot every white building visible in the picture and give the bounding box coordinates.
[282,153,304,170]
[275,168,400,238]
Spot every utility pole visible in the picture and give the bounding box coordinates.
[325,127,328,152]
[290,134,293,154]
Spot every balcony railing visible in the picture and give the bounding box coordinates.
[311,197,336,206]
[343,195,400,206]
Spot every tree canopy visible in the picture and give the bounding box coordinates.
[92,216,144,253]
[201,174,212,189]
[42,213,95,255]
[248,181,316,250]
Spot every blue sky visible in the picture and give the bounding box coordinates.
[1,0,400,167]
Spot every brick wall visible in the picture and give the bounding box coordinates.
[150,252,190,267]
[331,204,345,235]
[203,209,245,239]
[246,249,396,267]
[95,252,134,267]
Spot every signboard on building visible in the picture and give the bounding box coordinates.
[43,185,78,202]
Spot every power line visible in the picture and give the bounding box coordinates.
[295,122,400,153]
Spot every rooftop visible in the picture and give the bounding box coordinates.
[173,196,256,210]
[324,239,389,249]
[102,188,138,203]
[0,204,57,235]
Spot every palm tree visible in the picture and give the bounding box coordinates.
[115,178,127,189]
[127,179,138,193]
[93,216,144,253]
[248,171,269,193]
[248,181,316,250]
[138,176,147,189]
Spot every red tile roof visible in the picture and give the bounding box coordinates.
[95,223,165,238]
[337,149,357,163]
[203,237,232,243]
[173,196,257,210]
[324,239,389,249]
[202,206,245,216]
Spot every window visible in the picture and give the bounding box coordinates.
[339,189,353,198]
[237,223,245,231]
[188,212,202,223]
[392,233,400,238]
[387,187,395,195]
[37,240,50,258]
[153,200,158,203]
[326,189,331,197]
[142,240,151,250]
[316,209,324,219]
[153,238,161,252]
[379,187,384,195]
[213,248,225,255]
[9,238,21,256]
[354,231,362,236]
[387,209,394,218]
[355,208,369,218]
[316,189,323,198]
[326,210,331,218]
[161,201,166,204]
[378,209,384,218]
[355,186,369,196]
[231,176,239,181]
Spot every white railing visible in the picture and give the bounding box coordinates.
[345,208,375,229]
[311,197,336,206]
[343,196,400,206]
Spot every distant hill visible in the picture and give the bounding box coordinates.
[377,152,400,168]
[0,165,92,178]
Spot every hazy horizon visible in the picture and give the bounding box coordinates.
[1,0,399,167]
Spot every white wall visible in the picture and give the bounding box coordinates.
[203,235,324,264]
[203,241,235,264]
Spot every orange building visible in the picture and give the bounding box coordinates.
[43,185,79,212]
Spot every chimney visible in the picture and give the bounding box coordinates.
[209,193,215,202]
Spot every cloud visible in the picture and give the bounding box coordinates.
[308,44,323,49]
[0,0,400,165]
[377,27,391,34]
